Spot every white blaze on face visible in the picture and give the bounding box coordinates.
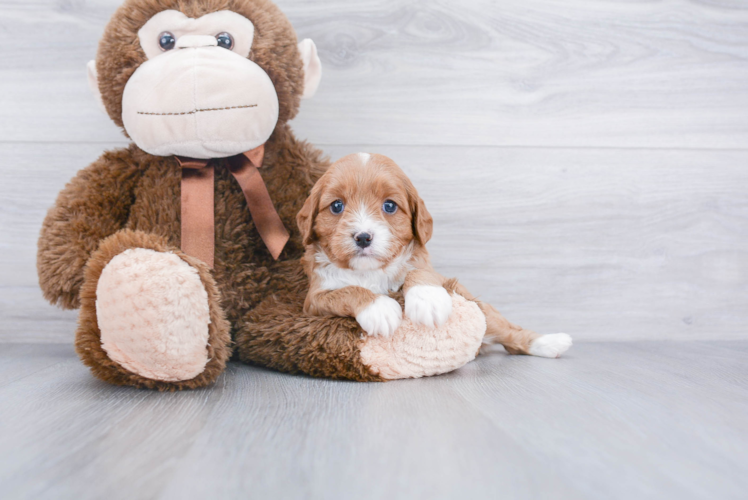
[348,203,392,271]
[121,10,279,159]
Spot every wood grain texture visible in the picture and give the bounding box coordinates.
[4,143,746,342]
[0,287,78,344]
[0,341,746,499]
[1,0,747,147]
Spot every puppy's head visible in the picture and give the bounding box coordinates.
[297,153,433,270]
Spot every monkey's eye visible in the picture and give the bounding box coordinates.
[158,32,176,51]
[216,32,234,50]
[382,200,398,214]
[330,200,345,215]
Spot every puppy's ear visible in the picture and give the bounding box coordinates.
[297,180,323,246]
[408,184,434,245]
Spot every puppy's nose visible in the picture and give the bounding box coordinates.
[354,232,373,249]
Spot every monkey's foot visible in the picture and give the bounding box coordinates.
[96,248,212,382]
[360,294,486,379]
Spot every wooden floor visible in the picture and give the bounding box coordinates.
[0,341,746,500]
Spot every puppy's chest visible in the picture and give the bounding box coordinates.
[315,262,412,295]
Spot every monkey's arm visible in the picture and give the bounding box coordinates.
[37,148,144,309]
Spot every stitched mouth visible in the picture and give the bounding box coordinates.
[137,104,258,116]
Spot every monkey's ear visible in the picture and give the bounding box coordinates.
[298,39,322,99]
[86,60,107,113]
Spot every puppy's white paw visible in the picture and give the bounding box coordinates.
[404,285,453,328]
[356,296,403,337]
[529,333,573,358]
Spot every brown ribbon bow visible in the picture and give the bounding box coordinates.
[178,144,289,268]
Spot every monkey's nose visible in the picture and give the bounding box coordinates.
[354,232,373,249]
[176,35,219,49]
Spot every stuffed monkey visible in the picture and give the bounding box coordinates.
[37,0,498,390]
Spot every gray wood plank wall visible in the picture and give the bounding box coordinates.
[1,0,746,342]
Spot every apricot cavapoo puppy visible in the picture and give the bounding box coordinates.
[296,153,572,358]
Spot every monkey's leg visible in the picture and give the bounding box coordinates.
[452,283,572,358]
[232,261,382,381]
[76,229,231,390]
[233,261,486,381]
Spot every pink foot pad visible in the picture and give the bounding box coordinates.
[96,248,211,382]
[360,294,486,380]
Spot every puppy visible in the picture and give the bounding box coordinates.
[296,153,572,358]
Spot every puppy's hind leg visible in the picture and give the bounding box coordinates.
[452,283,572,358]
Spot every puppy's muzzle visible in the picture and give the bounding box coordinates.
[354,232,373,249]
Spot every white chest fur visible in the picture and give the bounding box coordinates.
[314,247,414,295]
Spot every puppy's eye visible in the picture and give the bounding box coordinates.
[159,32,176,51]
[382,200,398,214]
[330,200,345,215]
[216,32,234,50]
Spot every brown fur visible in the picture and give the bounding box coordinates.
[296,154,436,319]
[297,154,431,270]
[37,0,537,389]
[235,260,384,381]
[37,0,383,388]
[76,229,232,390]
[304,286,378,318]
[96,0,304,132]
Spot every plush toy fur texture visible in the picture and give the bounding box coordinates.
[38,0,487,389]
[237,273,484,381]
[95,0,305,132]
[76,229,231,390]
[360,285,486,380]
[97,248,212,382]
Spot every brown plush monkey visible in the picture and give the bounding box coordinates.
[37,0,493,390]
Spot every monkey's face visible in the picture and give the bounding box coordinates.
[89,2,321,160]
[122,10,278,159]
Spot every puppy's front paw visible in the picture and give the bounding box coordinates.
[356,296,403,337]
[529,333,573,358]
[405,285,453,328]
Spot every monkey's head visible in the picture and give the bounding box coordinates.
[88,0,322,159]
